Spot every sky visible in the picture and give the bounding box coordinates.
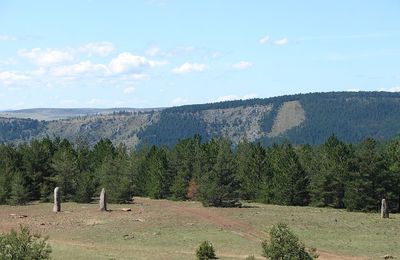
[0,0,399,110]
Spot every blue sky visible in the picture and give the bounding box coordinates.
[0,0,399,109]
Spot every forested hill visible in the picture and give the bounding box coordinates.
[2,91,400,147]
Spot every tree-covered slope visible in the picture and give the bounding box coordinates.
[138,91,400,146]
[2,91,400,147]
[0,117,45,143]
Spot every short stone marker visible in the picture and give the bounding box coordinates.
[53,187,61,212]
[381,198,389,218]
[99,188,107,211]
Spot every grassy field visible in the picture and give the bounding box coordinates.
[0,197,398,260]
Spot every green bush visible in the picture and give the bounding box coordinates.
[0,225,51,260]
[262,223,318,260]
[196,240,217,260]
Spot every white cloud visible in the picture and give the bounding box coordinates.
[50,61,108,77]
[217,95,238,102]
[87,98,108,106]
[0,71,29,85]
[31,67,47,76]
[18,42,114,67]
[5,46,164,89]
[168,46,195,57]
[145,46,162,57]
[0,34,17,41]
[171,97,188,105]
[59,99,80,107]
[208,51,223,59]
[109,52,165,74]
[18,48,74,66]
[217,93,258,102]
[346,88,360,92]
[172,62,205,74]
[273,38,289,45]
[0,58,17,65]
[232,61,252,70]
[243,93,258,99]
[379,86,400,92]
[259,35,270,44]
[145,45,195,58]
[86,98,126,107]
[80,42,114,56]
[123,86,135,94]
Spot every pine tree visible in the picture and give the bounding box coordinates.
[309,135,353,208]
[198,138,240,207]
[268,141,309,206]
[8,171,30,205]
[169,136,202,200]
[51,139,79,201]
[145,146,171,199]
[0,145,19,204]
[344,138,389,211]
[20,138,55,201]
[235,141,269,201]
[98,144,133,203]
[384,136,400,211]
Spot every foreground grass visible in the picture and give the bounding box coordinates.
[0,198,398,259]
[232,203,399,259]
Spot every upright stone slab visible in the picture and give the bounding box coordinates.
[381,199,389,218]
[53,187,61,212]
[99,188,107,211]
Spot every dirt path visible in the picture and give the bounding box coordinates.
[140,198,367,260]
[170,205,267,242]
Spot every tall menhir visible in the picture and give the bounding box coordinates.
[53,187,61,212]
[100,188,107,211]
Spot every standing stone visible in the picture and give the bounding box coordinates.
[381,199,389,218]
[99,188,107,211]
[53,187,61,212]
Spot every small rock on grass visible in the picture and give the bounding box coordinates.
[123,234,135,240]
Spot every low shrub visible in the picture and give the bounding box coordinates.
[0,225,52,260]
[262,223,318,259]
[196,240,217,260]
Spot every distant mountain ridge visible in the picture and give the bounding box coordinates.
[0,107,163,121]
[1,91,400,147]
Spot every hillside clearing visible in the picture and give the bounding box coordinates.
[0,197,398,259]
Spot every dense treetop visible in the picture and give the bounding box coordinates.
[1,134,399,213]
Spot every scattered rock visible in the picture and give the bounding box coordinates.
[153,231,161,236]
[40,223,45,226]
[123,234,135,240]
[121,208,131,212]
[9,213,16,217]
[383,255,394,259]
[18,215,28,218]
[134,218,145,222]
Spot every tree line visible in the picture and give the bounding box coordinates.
[0,134,399,212]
